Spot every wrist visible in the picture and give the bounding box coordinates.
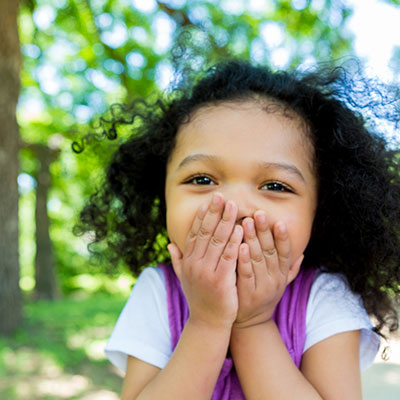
[186,315,233,336]
[230,319,277,348]
[232,312,274,331]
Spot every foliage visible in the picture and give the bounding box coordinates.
[382,0,400,5]
[18,0,385,294]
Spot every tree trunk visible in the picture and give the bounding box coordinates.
[0,0,22,334]
[34,145,58,299]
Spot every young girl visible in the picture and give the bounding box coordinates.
[75,59,400,399]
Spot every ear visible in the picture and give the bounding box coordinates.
[287,254,304,284]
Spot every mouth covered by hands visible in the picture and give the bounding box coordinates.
[167,193,303,331]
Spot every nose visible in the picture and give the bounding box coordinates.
[221,186,258,223]
[236,204,254,224]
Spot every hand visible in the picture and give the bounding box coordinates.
[168,194,243,330]
[233,210,303,329]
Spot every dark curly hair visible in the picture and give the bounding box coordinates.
[74,58,400,336]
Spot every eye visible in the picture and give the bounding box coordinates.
[184,175,216,185]
[261,181,293,192]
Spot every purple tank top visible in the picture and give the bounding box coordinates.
[160,264,316,400]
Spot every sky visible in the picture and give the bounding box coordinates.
[348,0,400,81]
[22,0,400,123]
[129,0,400,82]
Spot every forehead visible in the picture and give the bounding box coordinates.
[170,100,314,169]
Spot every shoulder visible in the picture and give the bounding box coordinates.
[137,265,166,285]
[134,266,166,299]
[120,266,167,317]
[307,271,368,320]
[105,266,171,372]
[305,270,380,370]
[308,270,358,308]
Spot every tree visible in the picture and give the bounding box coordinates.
[22,143,60,299]
[0,0,22,334]
[17,0,364,295]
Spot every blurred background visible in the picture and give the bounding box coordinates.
[0,0,400,398]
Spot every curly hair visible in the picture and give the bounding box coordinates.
[74,59,400,336]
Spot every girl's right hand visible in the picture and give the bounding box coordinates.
[167,194,243,330]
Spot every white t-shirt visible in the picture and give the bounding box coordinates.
[105,267,380,373]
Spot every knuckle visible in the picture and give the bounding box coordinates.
[258,224,269,233]
[279,253,291,263]
[238,266,254,279]
[221,212,231,223]
[221,252,234,262]
[263,247,277,258]
[210,235,225,247]
[252,254,265,264]
[198,226,211,239]
[187,230,197,241]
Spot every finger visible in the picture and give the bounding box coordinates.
[183,202,209,257]
[237,243,255,290]
[253,211,280,274]
[216,223,243,276]
[191,193,225,259]
[204,200,238,266]
[273,221,291,274]
[243,217,268,277]
[168,243,183,280]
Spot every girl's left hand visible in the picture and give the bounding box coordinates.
[233,210,304,329]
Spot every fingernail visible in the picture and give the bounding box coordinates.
[212,194,220,204]
[245,219,254,230]
[257,214,266,224]
[278,222,287,234]
[234,225,242,235]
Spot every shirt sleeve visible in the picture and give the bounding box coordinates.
[304,271,380,370]
[104,267,172,373]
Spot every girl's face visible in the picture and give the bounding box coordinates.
[165,101,318,267]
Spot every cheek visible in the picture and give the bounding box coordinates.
[166,200,201,252]
[282,214,314,258]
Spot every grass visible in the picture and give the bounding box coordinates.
[0,292,128,399]
[3,288,400,399]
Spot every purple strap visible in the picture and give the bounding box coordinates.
[160,264,315,399]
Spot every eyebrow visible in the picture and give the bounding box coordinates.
[177,153,306,182]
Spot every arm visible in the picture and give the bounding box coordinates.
[230,322,361,400]
[121,194,242,399]
[230,212,362,399]
[122,319,231,400]
[301,330,362,399]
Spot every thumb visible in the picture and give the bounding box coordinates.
[287,254,304,284]
[167,242,183,280]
